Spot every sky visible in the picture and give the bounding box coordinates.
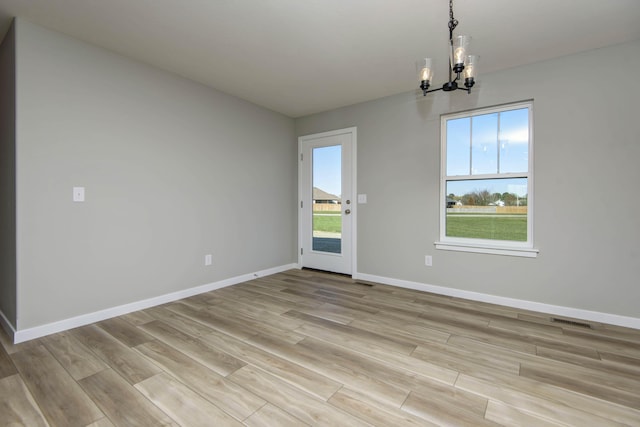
[313,144,342,197]
[446,107,530,197]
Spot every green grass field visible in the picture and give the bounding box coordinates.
[446,214,527,241]
[312,212,526,241]
[313,212,342,233]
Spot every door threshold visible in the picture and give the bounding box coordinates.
[301,267,352,278]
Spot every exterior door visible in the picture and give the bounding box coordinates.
[298,128,356,275]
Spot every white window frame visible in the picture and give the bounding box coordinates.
[435,101,539,257]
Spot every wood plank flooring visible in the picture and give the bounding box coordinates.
[1,269,639,426]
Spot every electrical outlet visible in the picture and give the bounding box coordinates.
[205,254,212,266]
[425,255,433,267]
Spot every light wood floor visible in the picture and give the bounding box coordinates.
[1,269,639,426]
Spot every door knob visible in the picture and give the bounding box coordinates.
[345,209,351,215]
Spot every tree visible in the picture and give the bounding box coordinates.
[461,189,494,206]
[502,192,517,206]
[462,192,476,205]
[477,189,492,206]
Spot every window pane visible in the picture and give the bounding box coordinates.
[446,117,470,176]
[471,113,498,175]
[446,178,528,241]
[499,108,529,173]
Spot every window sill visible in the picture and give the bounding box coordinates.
[434,241,539,258]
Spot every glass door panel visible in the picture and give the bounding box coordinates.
[312,145,342,254]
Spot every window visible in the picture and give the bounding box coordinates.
[436,101,538,257]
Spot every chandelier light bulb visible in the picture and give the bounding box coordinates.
[416,58,433,94]
[463,55,478,80]
[416,58,433,81]
[421,68,430,81]
[463,64,474,78]
[454,47,466,65]
[452,35,471,70]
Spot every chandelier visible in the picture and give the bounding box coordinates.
[417,0,478,95]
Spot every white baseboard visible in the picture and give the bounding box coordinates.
[354,272,640,330]
[12,263,298,344]
[12,265,637,344]
[0,309,17,343]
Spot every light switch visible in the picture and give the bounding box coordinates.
[73,187,85,202]
[357,194,367,204]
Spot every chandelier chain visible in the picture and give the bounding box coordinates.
[448,0,458,41]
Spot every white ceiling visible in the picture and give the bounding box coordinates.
[1,0,640,117]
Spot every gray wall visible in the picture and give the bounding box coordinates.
[296,39,640,319]
[0,22,16,328]
[14,19,296,330]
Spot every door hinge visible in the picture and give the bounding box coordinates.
[300,248,303,255]
[300,200,303,208]
[300,153,303,161]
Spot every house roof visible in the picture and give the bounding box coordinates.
[313,187,340,201]
[1,1,639,117]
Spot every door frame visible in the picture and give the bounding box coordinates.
[298,127,357,276]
